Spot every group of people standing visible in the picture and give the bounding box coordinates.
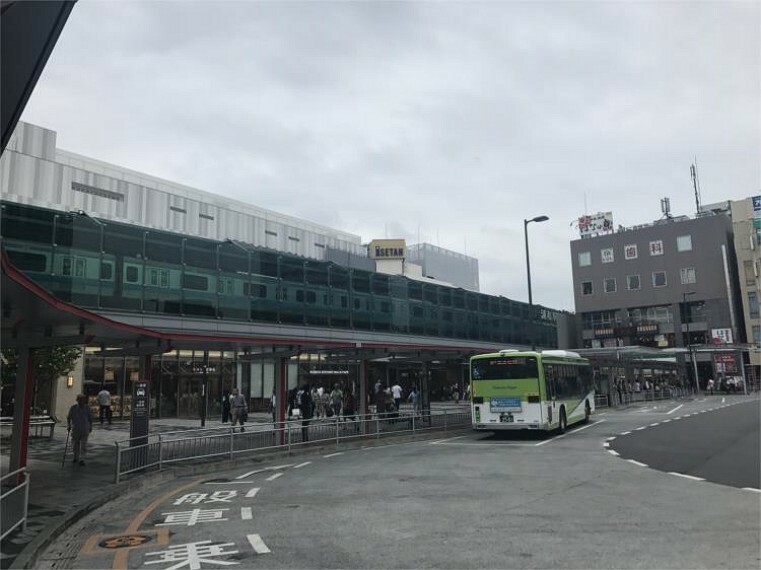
[221,388,249,431]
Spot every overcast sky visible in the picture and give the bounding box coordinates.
[20,1,760,311]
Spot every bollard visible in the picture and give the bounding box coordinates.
[335,416,340,449]
[229,427,234,460]
[114,442,121,484]
[158,434,163,471]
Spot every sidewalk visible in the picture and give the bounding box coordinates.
[0,402,468,568]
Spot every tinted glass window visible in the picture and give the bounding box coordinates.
[125,266,139,283]
[7,250,47,272]
[100,262,113,280]
[182,273,209,291]
[471,357,538,380]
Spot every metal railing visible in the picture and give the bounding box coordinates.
[595,387,694,409]
[1,468,30,541]
[115,409,472,483]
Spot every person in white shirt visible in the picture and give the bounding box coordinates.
[97,386,112,425]
[391,383,403,410]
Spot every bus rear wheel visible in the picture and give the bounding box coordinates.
[558,408,567,434]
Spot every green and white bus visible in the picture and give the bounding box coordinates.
[470,349,594,432]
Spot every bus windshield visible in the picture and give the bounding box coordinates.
[471,357,538,380]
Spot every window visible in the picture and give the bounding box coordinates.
[182,273,209,291]
[7,250,47,272]
[61,257,72,276]
[652,271,667,287]
[125,265,139,283]
[744,260,755,286]
[578,252,591,267]
[601,248,614,263]
[627,275,640,290]
[100,262,113,280]
[649,240,664,256]
[680,267,696,284]
[604,278,616,293]
[244,283,267,297]
[753,325,761,343]
[581,281,593,296]
[624,244,638,260]
[749,292,759,318]
[676,235,692,252]
[74,258,86,277]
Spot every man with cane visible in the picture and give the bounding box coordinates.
[66,394,92,466]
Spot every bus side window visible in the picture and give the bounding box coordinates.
[544,365,556,400]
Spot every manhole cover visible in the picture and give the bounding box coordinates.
[98,535,153,549]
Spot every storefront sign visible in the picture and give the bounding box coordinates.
[594,327,614,338]
[368,239,406,260]
[578,212,613,237]
[711,328,733,344]
[637,324,658,334]
[753,195,761,218]
[714,353,737,374]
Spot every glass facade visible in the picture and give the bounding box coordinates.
[1,202,558,347]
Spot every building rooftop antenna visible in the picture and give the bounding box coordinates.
[690,158,702,215]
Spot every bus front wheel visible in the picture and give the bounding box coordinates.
[558,408,567,434]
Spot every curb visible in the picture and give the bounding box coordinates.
[12,425,471,569]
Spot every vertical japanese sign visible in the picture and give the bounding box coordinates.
[130,380,150,446]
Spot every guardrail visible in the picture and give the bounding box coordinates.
[595,387,694,409]
[1,468,30,541]
[115,409,472,483]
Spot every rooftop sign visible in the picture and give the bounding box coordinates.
[578,212,613,238]
[369,239,406,260]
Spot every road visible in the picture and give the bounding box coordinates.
[38,396,760,569]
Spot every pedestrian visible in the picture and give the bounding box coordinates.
[67,394,92,466]
[297,384,314,442]
[330,384,343,418]
[707,378,714,396]
[221,389,231,423]
[408,386,421,415]
[342,389,357,424]
[97,385,112,425]
[391,382,403,411]
[230,388,247,432]
[270,389,276,425]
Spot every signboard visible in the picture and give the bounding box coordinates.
[577,212,613,238]
[711,328,733,344]
[368,239,406,260]
[130,380,150,446]
[489,397,522,412]
[714,353,737,374]
[753,195,761,218]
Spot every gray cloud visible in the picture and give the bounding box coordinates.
[21,1,760,311]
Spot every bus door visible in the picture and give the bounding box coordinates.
[544,364,557,424]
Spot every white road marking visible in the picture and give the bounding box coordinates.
[293,461,311,469]
[534,419,606,446]
[722,397,726,403]
[429,436,466,444]
[662,419,671,423]
[649,423,660,427]
[236,464,294,479]
[668,472,705,481]
[634,426,646,431]
[265,472,283,482]
[607,449,620,456]
[627,459,648,467]
[667,404,684,415]
[241,507,253,520]
[247,534,271,554]
[245,488,260,498]
[605,437,616,441]
[620,431,631,435]
[603,442,610,448]
[323,452,343,458]
[742,487,761,493]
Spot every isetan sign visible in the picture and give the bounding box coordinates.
[369,239,406,260]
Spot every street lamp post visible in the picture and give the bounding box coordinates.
[524,215,549,351]
[683,291,700,394]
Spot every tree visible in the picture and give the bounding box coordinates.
[1,346,82,412]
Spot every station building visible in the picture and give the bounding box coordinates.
[2,122,563,420]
